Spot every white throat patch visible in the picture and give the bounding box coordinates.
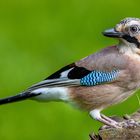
[118,40,139,54]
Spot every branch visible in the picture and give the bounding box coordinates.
[90,110,140,140]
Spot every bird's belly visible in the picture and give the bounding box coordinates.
[30,84,135,112]
[69,84,135,111]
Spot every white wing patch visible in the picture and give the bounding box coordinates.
[60,68,73,78]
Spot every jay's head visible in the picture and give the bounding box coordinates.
[103,17,140,48]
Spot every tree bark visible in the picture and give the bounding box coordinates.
[90,110,140,140]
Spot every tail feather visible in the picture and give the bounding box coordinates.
[0,92,40,105]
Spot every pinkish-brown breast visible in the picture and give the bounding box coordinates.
[68,46,140,111]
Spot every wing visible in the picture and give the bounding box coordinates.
[28,46,126,91]
[29,69,119,89]
[28,63,91,91]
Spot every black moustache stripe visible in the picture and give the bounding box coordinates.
[123,35,140,48]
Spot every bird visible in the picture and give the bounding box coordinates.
[0,17,140,128]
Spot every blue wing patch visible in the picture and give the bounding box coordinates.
[80,70,119,86]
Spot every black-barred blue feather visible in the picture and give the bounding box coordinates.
[80,70,119,86]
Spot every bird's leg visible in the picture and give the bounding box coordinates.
[101,114,118,125]
[90,110,120,128]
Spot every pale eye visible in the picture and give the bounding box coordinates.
[130,25,140,33]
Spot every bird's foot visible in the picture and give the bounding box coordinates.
[100,119,140,130]
[100,122,121,130]
[100,114,121,129]
[119,119,140,128]
[90,110,121,129]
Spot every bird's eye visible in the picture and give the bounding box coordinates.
[130,25,140,33]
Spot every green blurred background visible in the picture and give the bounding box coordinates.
[0,0,140,140]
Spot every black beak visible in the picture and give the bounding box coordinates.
[102,28,124,38]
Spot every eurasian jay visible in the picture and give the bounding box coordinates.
[0,17,140,128]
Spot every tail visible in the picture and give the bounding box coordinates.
[0,92,40,105]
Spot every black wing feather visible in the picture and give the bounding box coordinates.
[46,63,91,80]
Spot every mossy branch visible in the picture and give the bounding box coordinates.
[89,110,140,140]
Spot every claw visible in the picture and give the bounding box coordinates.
[119,119,140,128]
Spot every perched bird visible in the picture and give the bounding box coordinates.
[0,17,140,128]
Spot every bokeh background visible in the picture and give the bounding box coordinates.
[0,0,140,140]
